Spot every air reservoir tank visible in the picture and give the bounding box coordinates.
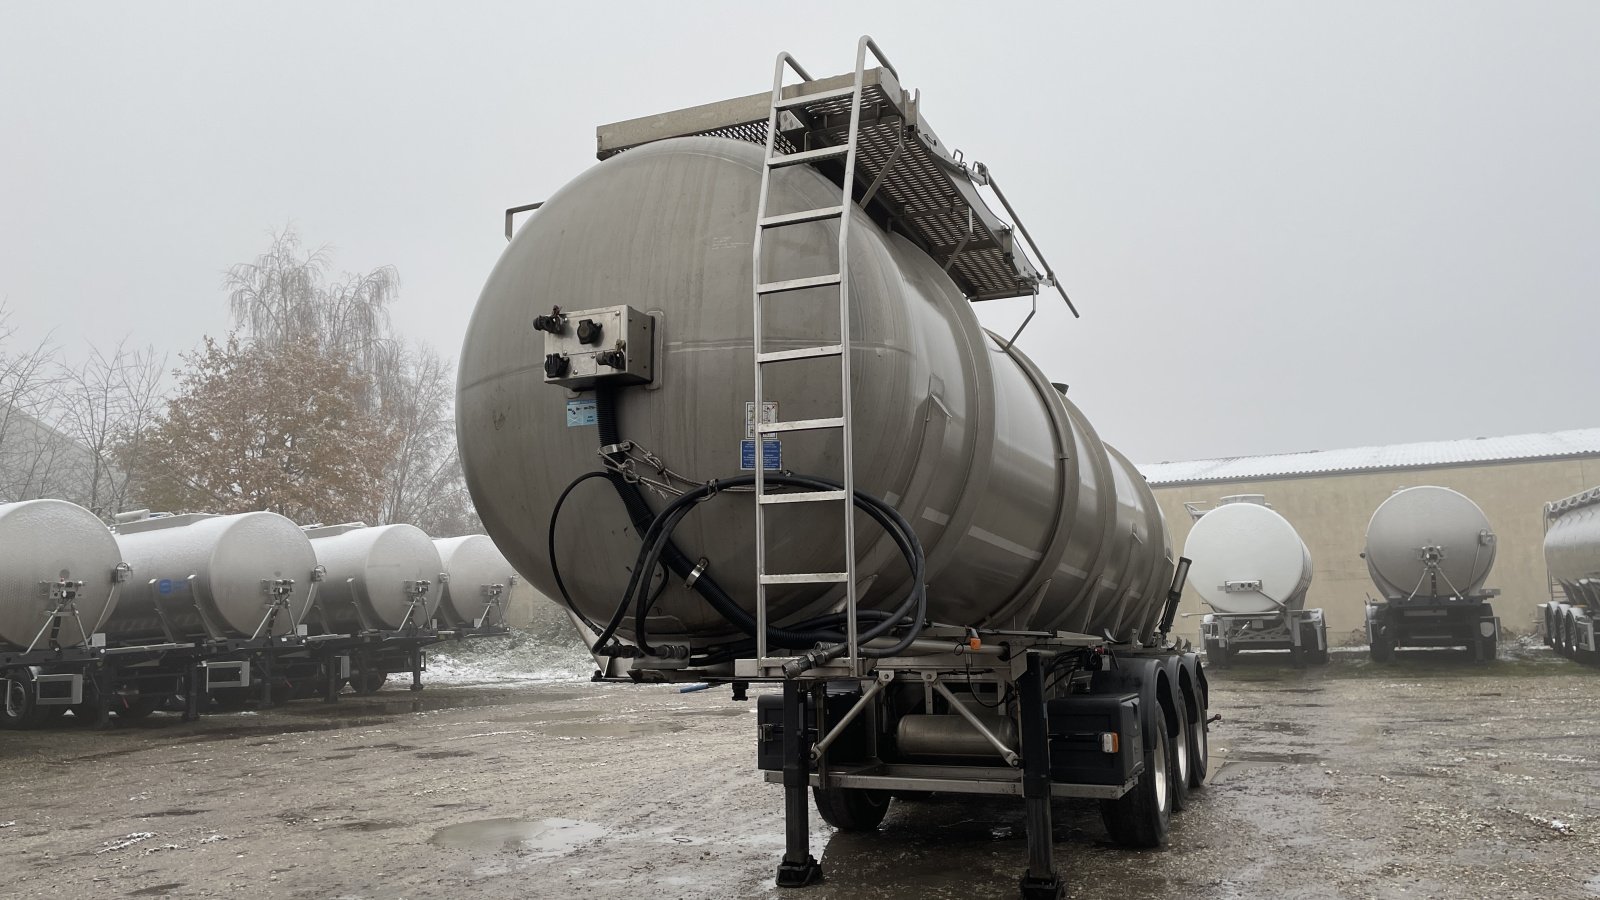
[304,524,442,633]
[0,499,125,650]
[1544,488,1600,608]
[108,512,319,642]
[1364,486,1496,601]
[456,136,1175,651]
[433,535,518,628]
[1184,497,1312,615]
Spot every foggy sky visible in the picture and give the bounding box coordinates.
[2,1,1596,465]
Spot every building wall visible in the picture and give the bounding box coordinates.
[1151,455,1600,646]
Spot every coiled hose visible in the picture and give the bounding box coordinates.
[583,386,927,667]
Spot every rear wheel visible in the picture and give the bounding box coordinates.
[1204,639,1231,668]
[1369,626,1394,663]
[1,673,47,729]
[1187,702,1209,788]
[812,786,891,831]
[352,671,390,695]
[1169,701,1191,811]
[1100,706,1173,848]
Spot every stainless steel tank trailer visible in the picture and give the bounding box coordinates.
[1542,486,1600,665]
[460,36,1208,899]
[1185,495,1327,667]
[1362,486,1500,662]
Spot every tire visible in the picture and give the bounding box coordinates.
[1100,706,1173,848]
[1369,626,1394,663]
[1169,700,1191,811]
[812,786,891,831]
[352,671,390,695]
[1205,639,1230,668]
[1544,608,1556,647]
[1188,697,1209,789]
[1,674,47,730]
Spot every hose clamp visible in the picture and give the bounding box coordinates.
[685,557,710,589]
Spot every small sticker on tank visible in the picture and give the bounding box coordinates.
[740,439,781,471]
[566,398,598,427]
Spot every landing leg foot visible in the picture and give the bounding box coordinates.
[775,857,823,888]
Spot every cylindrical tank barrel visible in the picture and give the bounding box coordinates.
[1364,486,1496,601]
[433,535,518,628]
[0,499,124,650]
[1183,497,1312,615]
[108,512,318,642]
[1545,488,1600,608]
[304,524,443,633]
[456,136,1174,650]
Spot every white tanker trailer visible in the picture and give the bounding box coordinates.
[458,37,1207,899]
[0,499,129,727]
[1186,496,1327,666]
[1362,486,1500,662]
[1542,486,1600,664]
[432,535,517,629]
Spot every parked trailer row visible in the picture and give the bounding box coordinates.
[0,499,519,729]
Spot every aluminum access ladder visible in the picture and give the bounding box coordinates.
[750,38,901,674]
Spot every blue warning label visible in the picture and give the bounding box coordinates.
[740,439,781,471]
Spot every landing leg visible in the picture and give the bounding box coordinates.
[323,652,342,703]
[183,661,202,722]
[410,648,424,692]
[1017,654,1063,899]
[775,679,822,888]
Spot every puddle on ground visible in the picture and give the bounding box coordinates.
[136,809,207,818]
[429,817,607,855]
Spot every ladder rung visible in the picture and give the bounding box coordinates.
[757,273,841,295]
[760,572,849,585]
[758,489,848,505]
[757,344,842,364]
[761,417,844,434]
[767,145,849,168]
[759,206,845,229]
[774,85,858,110]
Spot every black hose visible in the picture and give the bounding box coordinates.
[606,473,927,659]
[590,387,928,663]
[547,471,613,633]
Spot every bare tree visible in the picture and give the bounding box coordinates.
[225,227,401,383]
[0,303,71,503]
[53,338,168,516]
[377,343,476,534]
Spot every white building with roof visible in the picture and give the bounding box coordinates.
[1140,428,1600,645]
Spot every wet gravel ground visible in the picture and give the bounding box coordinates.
[1,648,1598,899]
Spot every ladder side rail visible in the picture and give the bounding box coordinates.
[753,53,814,663]
[836,40,881,675]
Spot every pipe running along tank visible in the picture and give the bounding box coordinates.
[1184,497,1312,615]
[0,499,127,651]
[456,136,1175,655]
[109,512,318,642]
[304,524,442,633]
[1364,486,1496,601]
[433,535,518,628]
